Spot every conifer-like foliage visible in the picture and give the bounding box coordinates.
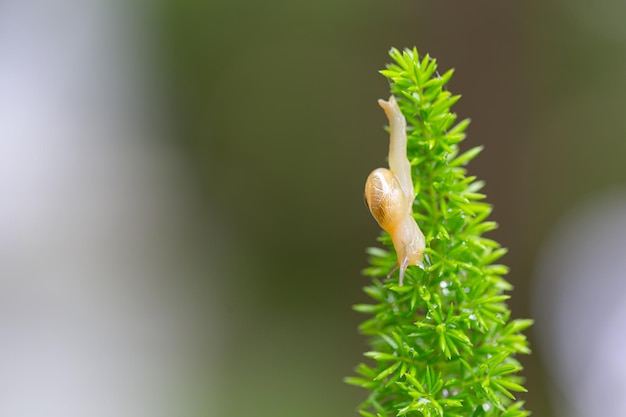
[346,48,532,417]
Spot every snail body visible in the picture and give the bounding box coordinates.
[365,96,425,285]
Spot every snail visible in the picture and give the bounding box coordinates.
[365,96,425,285]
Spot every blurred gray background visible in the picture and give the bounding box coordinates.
[2,0,626,416]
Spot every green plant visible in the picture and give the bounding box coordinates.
[346,48,532,417]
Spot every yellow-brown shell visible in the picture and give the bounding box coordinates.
[364,168,407,232]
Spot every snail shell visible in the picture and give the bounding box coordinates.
[365,168,408,231]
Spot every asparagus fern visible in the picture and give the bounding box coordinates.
[346,48,532,417]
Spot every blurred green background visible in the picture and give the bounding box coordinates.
[154,1,536,415]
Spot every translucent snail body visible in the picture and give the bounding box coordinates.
[365,96,425,285]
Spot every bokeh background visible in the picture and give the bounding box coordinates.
[2,0,626,416]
